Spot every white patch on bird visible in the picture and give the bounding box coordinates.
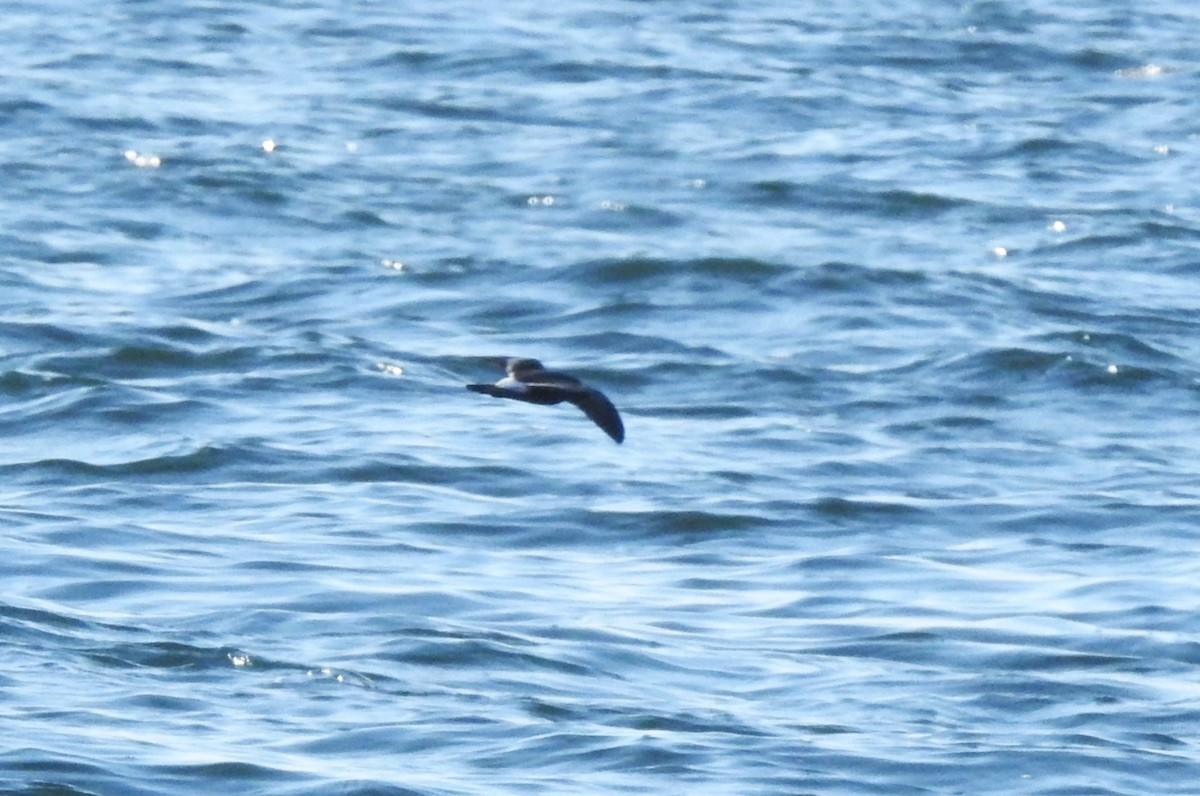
[496,376,527,391]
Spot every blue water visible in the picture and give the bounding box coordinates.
[4,1,1200,794]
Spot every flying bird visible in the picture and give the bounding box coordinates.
[466,358,625,443]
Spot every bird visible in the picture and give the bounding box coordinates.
[466,358,625,443]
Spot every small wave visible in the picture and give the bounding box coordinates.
[572,256,788,290]
[1032,330,1185,364]
[0,368,102,396]
[0,752,139,796]
[391,636,592,676]
[931,342,1192,394]
[585,507,785,537]
[6,443,297,484]
[795,260,928,293]
[0,600,93,637]
[810,496,929,521]
[148,761,301,785]
[745,179,969,219]
[84,640,249,671]
[575,201,686,232]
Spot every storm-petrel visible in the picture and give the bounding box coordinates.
[466,358,625,443]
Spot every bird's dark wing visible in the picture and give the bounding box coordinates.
[567,387,625,443]
[467,382,567,406]
[518,370,584,389]
[466,383,503,397]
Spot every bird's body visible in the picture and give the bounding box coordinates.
[467,358,625,443]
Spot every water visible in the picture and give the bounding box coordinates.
[4,1,1200,793]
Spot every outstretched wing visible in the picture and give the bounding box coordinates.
[466,383,516,398]
[468,379,565,406]
[568,388,625,443]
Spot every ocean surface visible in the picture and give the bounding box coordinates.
[4,1,1200,794]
